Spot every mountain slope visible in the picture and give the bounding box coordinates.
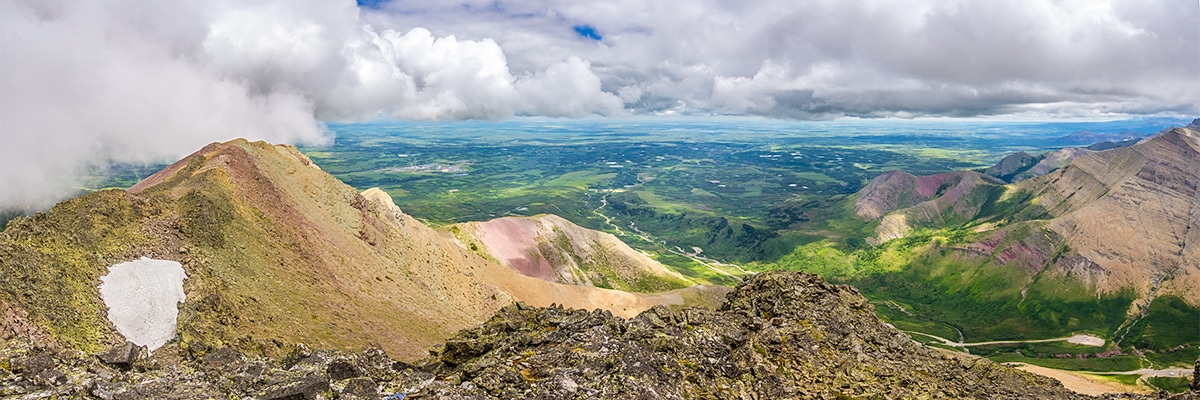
[855,127,1199,304]
[845,126,1200,349]
[3,272,1105,399]
[450,214,692,292]
[1020,127,1200,305]
[0,139,677,361]
[855,170,1005,242]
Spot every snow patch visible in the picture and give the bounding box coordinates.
[99,257,187,352]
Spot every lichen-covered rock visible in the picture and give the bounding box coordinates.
[96,341,144,371]
[415,271,1096,399]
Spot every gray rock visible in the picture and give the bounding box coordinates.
[335,376,378,399]
[97,342,143,371]
[34,368,66,386]
[261,373,330,400]
[19,351,54,375]
[202,347,246,371]
[326,357,362,381]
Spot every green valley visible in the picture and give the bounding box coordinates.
[61,117,1200,377]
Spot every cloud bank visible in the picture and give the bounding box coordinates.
[2,0,1198,209]
[365,0,1199,118]
[0,0,620,209]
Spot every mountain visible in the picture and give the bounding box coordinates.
[450,214,692,292]
[0,139,683,361]
[2,271,1112,399]
[854,170,1004,242]
[984,148,1094,183]
[1017,126,1200,307]
[850,126,1200,348]
[1053,130,1147,147]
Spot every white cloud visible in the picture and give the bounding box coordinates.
[2,0,1197,209]
[516,57,624,117]
[368,0,1200,117]
[0,0,622,210]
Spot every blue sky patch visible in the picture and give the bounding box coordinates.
[356,0,388,9]
[573,25,602,41]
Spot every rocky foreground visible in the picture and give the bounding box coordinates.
[2,272,1194,399]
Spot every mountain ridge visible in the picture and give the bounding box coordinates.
[0,139,682,361]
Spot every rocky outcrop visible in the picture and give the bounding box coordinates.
[417,271,1095,399]
[7,271,1174,399]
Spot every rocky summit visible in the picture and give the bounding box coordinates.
[4,271,1186,399]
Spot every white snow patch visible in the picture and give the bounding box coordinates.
[99,257,187,352]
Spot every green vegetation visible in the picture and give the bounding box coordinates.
[1126,296,1200,353]
[0,190,170,351]
[1095,374,1142,387]
[1146,377,1191,393]
[970,341,1114,357]
[285,121,1200,369]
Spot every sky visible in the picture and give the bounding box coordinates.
[1,0,1198,210]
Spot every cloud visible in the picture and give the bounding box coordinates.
[367,0,1200,118]
[516,57,624,117]
[1,0,330,209]
[0,0,621,210]
[2,0,1198,210]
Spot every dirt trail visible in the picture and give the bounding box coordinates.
[1012,364,1151,396]
[908,332,1105,348]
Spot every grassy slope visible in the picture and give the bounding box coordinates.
[753,175,1198,370]
[0,190,174,351]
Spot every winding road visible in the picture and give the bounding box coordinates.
[907,331,1106,348]
[909,330,1192,394]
